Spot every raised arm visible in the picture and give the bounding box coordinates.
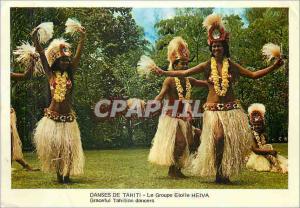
[11,61,34,81]
[152,61,210,77]
[230,58,283,79]
[32,30,51,76]
[11,72,29,81]
[188,77,208,88]
[154,77,171,101]
[71,27,86,70]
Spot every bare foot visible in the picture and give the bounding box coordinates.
[25,166,40,171]
[215,176,232,184]
[57,173,64,184]
[175,167,188,179]
[63,176,72,184]
[168,165,177,178]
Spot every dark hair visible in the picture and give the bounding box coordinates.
[209,41,230,58]
[51,56,74,83]
[172,59,180,69]
[206,41,239,81]
[51,56,73,75]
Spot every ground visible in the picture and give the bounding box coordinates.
[11,143,288,189]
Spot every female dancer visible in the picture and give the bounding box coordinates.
[148,37,208,178]
[11,62,37,171]
[152,14,283,183]
[32,25,86,183]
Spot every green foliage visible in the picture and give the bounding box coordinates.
[153,8,288,141]
[11,8,150,149]
[11,8,288,150]
[153,9,213,108]
[234,8,289,140]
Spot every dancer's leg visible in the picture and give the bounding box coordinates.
[173,125,188,178]
[56,154,64,183]
[15,159,33,170]
[64,153,72,183]
[214,119,230,183]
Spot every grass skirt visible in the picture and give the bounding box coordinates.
[246,152,288,173]
[11,109,24,161]
[148,115,192,167]
[191,109,253,177]
[33,117,85,176]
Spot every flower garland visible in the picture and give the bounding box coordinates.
[211,57,229,96]
[53,71,68,102]
[250,123,268,149]
[174,77,192,100]
[251,125,283,173]
[252,130,266,149]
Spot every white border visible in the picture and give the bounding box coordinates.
[1,1,299,207]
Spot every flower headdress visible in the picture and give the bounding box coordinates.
[203,14,229,45]
[45,38,72,67]
[13,42,44,75]
[248,103,266,117]
[167,37,190,70]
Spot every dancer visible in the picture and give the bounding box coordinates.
[11,62,38,171]
[152,14,284,183]
[32,21,86,183]
[148,37,208,178]
[246,103,288,173]
[190,126,202,153]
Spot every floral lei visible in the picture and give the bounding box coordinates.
[211,57,229,96]
[252,130,266,149]
[174,77,192,100]
[53,71,68,102]
[251,127,282,171]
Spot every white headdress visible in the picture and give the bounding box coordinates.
[45,38,72,67]
[13,42,44,74]
[248,103,266,116]
[32,22,54,44]
[167,37,190,70]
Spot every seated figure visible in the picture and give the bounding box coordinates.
[246,103,288,173]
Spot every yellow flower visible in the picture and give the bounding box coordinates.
[210,57,230,96]
[174,77,192,100]
[53,71,69,102]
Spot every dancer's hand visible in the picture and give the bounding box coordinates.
[78,26,86,39]
[151,66,164,76]
[270,150,278,156]
[274,57,284,68]
[32,29,43,53]
[32,29,39,43]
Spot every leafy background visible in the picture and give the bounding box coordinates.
[10,8,288,150]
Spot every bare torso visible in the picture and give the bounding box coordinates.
[48,74,73,114]
[165,77,189,100]
[204,60,237,103]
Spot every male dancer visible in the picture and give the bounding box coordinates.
[148,37,207,178]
